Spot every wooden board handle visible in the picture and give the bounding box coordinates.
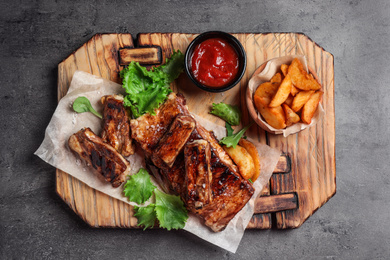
[254,193,298,214]
[119,47,162,65]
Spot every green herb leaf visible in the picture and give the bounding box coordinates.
[220,123,253,148]
[123,168,156,204]
[226,122,234,137]
[210,102,241,126]
[134,204,157,230]
[120,50,184,118]
[154,189,188,230]
[72,96,102,119]
[158,50,186,83]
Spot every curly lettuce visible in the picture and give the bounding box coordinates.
[120,50,184,118]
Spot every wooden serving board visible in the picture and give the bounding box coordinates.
[57,33,335,229]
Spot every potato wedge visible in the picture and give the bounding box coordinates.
[255,82,279,101]
[254,95,286,129]
[239,139,261,182]
[291,90,315,112]
[281,64,289,76]
[224,145,255,180]
[290,84,300,96]
[301,91,323,124]
[284,94,294,107]
[270,72,282,83]
[282,104,300,126]
[269,74,292,108]
[288,58,321,91]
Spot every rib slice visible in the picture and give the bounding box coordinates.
[68,128,130,187]
[130,92,189,156]
[152,114,196,168]
[184,140,212,212]
[101,95,135,157]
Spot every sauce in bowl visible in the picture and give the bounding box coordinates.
[191,38,239,88]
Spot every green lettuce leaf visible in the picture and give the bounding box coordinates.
[123,168,156,204]
[210,102,241,126]
[158,50,185,83]
[219,123,253,148]
[154,189,188,230]
[134,204,157,230]
[120,50,184,118]
[226,122,234,137]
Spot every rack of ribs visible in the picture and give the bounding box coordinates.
[68,128,130,187]
[130,93,255,232]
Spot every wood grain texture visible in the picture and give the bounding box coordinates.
[254,193,298,214]
[57,33,335,229]
[119,47,162,65]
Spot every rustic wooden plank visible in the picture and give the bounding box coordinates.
[254,193,298,214]
[119,47,162,65]
[273,154,291,173]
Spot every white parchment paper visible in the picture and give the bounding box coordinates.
[35,71,281,253]
[247,55,325,137]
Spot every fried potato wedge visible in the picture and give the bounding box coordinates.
[224,145,255,180]
[284,94,294,107]
[291,85,300,96]
[281,64,289,76]
[269,74,292,108]
[254,95,286,129]
[291,90,315,112]
[239,139,261,182]
[270,72,282,83]
[254,82,279,102]
[282,104,300,126]
[301,91,323,124]
[288,58,321,91]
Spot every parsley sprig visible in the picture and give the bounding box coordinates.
[123,168,188,230]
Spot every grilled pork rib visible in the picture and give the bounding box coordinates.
[130,93,189,157]
[130,93,255,232]
[152,114,196,168]
[184,140,212,212]
[187,125,254,232]
[101,95,135,157]
[68,128,130,187]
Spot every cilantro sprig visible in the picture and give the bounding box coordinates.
[219,123,253,148]
[134,204,157,230]
[124,168,188,230]
[154,189,188,230]
[123,168,156,204]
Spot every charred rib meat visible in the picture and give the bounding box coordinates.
[152,114,196,168]
[101,95,135,157]
[130,92,189,157]
[184,140,212,213]
[68,127,130,187]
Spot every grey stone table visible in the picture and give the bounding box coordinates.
[1,0,389,259]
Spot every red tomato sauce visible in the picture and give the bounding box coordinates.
[191,38,239,88]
